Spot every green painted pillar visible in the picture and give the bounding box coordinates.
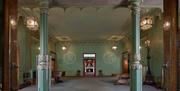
[129,0,142,91]
[37,1,51,91]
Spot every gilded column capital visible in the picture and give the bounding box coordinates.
[39,0,49,7]
[39,0,49,14]
[129,0,142,6]
[128,0,142,14]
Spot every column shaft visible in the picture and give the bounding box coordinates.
[130,1,142,91]
[40,11,48,55]
[38,2,50,91]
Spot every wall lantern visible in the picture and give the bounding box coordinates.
[163,21,171,30]
[10,16,17,29]
[62,46,67,50]
[10,18,16,27]
[112,45,117,50]
[61,42,70,51]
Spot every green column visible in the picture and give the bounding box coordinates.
[37,1,51,91]
[129,0,142,91]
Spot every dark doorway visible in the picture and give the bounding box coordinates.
[83,53,96,77]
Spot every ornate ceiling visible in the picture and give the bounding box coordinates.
[18,0,163,43]
[18,0,163,8]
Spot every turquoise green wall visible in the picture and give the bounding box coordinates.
[17,17,38,84]
[149,16,163,81]
[140,42,147,65]
[17,18,57,83]
[0,0,3,83]
[30,38,39,78]
[140,15,163,82]
[122,12,164,82]
[121,37,132,52]
[17,18,32,84]
[56,42,123,76]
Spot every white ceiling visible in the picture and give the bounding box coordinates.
[18,0,164,43]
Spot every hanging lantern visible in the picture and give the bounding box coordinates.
[140,16,153,30]
[26,17,39,31]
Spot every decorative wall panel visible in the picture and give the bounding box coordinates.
[56,43,122,76]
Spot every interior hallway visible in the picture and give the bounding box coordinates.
[19,77,161,91]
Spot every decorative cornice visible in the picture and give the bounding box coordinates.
[129,0,142,6]
[19,0,163,9]
[39,0,49,8]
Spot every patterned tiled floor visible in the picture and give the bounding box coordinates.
[19,77,162,91]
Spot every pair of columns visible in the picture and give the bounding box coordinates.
[37,0,142,91]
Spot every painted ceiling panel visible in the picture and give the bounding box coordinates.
[47,7,131,42]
